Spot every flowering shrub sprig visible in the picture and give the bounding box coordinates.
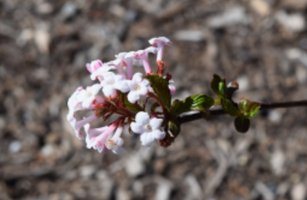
[66,36,268,155]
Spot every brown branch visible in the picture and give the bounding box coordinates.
[178,100,307,124]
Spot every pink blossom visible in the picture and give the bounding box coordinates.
[105,126,126,155]
[76,84,101,108]
[87,61,115,81]
[116,51,136,79]
[131,112,165,147]
[67,87,95,139]
[86,59,103,73]
[84,123,117,153]
[168,79,176,95]
[169,84,176,95]
[66,86,105,139]
[67,36,176,152]
[66,113,81,139]
[68,114,98,140]
[107,59,126,79]
[135,47,158,74]
[67,87,85,112]
[148,37,173,61]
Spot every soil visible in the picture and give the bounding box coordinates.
[1,0,307,200]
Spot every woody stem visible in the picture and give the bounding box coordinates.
[178,100,307,124]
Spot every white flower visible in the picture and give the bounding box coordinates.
[126,73,151,103]
[67,87,101,139]
[100,72,129,97]
[131,112,165,147]
[76,84,101,108]
[67,112,82,139]
[67,87,85,111]
[89,62,115,81]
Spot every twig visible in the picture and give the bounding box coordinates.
[178,100,307,124]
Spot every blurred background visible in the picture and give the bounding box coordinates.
[1,0,307,199]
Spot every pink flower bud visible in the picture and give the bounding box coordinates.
[86,60,103,73]
[84,123,117,153]
[135,47,158,75]
[116,51,136,79]
[148,37,173,61]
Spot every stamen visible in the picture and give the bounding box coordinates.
[146,125,152,131]
[106,139,116,147]
[134,85,140,91]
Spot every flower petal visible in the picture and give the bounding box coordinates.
[127,91,140,104]
[145,46,158,54]
[131,122,143,134]
[140,133,155,147]
[133,72,143,83]
[135,112,150,125]
[114,80,130,93]
[112,146,126,155]
[149,118,163,130]
[88,84,101,94]
[76,90,87,102]
[115,137,124,146]
[103,85,115,97]
[124,51,135,59]
[82,98,93,108]
[152,130,165,140]
[138,84,149,96]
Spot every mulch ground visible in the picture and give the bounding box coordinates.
[1,0,307,199]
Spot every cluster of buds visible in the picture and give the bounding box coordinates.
[67,37,174,154]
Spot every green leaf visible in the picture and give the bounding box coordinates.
[244,102,260,118]
[171,94,214,116]
[221,99,240,117]
[168,120,181,138]
[189,94,214,111]
[119,93,139,112]
[171,100,184,116]
[238,98,249,111]
[125,99,139,112]
[214,98,221,106]
[145,74,171,111]
[211,74,226,98]
[238,99,261,118]
[234,115,250,133]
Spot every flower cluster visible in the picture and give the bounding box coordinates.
[67,37,174,154]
